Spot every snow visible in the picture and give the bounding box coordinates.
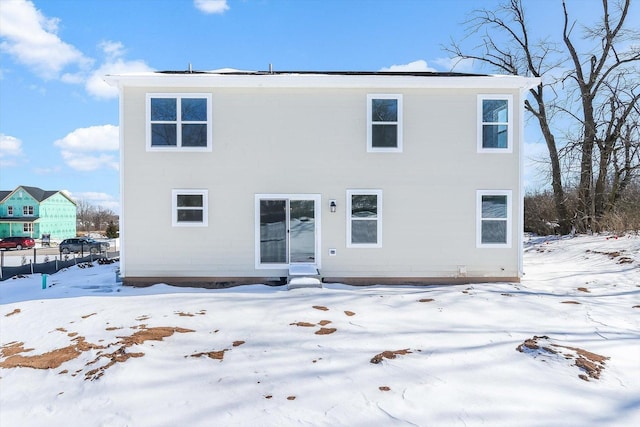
[1,234,639,426]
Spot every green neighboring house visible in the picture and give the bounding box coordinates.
[0,186,77,240]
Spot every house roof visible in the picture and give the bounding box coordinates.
[0,186,77,205]
[104,69,541,91]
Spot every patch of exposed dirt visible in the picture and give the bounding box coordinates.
[419,298,435,302]
[586,249,634,265]
[577,287,590,293]
[190,339,245,362]
[118,327,194,346]
[191,349,227,361]
[4,309,21,317]
[287,396,296,400]
[1,342,34,358]
[1,337,104,370]
[344,310,355,316]
[379,386,391,391]
[1,325,195,381]
[291,320,335,335]
[81,313,97,319]
[85,348,144,380]
[370,349,412,364]
[516,335,609,381]
[175,310,206,317]
[313,305,329,311]
[290,322,315,327]
[561,301,581,304]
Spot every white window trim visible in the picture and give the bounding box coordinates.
[172,189,208,227]
[7,206,13,216]
[254,194,322,270]
[476,190,512,248]
[346,189,383,248]
[477,94,513,153]
[146,93,213,151]
[367,94,403,153]
[22,206,34,216]
[23,223,33,233]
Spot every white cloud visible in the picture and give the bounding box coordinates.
[54,124,119,152]
[433,57,476,73]
[60,151,118,172]
[99,41,125,60]
[33,165,62,175]
[54,125,119,172]
[0,2,151,98]
[85,41,154,99]
[0,0,92,79]
[0,133,24,167]
[194,0,229,14]
[380,60,437,72]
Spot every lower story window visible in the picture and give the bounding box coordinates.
[23,223,33,233]
[172,189,208,227]
[477,190,512,247]
[347,189,382,248]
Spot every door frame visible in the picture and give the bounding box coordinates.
[254,194,322,270]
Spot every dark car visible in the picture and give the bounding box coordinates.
[59,238,110,254]
[0,236,36,250]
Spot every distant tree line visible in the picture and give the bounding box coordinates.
[76,199,119,238]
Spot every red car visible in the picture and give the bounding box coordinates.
[0,236,36,250]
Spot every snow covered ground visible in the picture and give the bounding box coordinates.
[1,234,638,426]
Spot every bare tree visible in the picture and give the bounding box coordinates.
[561,0,640,229]
[76,199,96,232]
[75,199,117,234]
[91,207,116,232]
[447,0,640,233]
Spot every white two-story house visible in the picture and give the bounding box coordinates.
[105,69,539,287]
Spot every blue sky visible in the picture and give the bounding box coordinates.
[0,0,628,213]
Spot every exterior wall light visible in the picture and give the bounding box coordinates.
[329,200,337,213]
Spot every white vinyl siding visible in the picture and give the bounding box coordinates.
[347,189,382,248]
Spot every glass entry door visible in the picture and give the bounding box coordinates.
[257,195,320,267]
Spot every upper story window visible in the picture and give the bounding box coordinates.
[23,206,34,216]
[367,94,403,152]
[172,189,208,227]
[7,206,13,216]
[477,190,512,248]
[347,189,383,248]
[147,94,212,151]
[478,95,513,153]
